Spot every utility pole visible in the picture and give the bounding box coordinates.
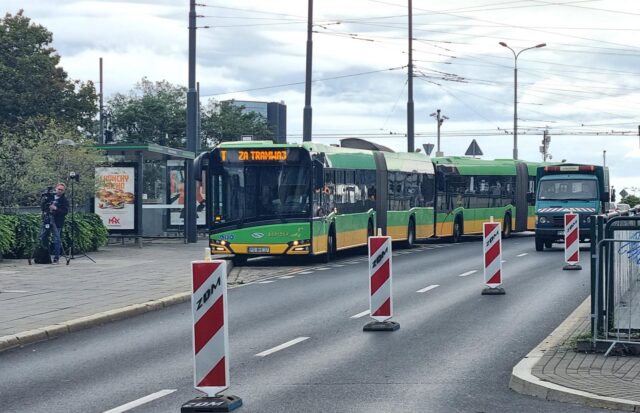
[407,0,415,152]
[99,57,104,145]
[429,109,448,157]
[302,0,313,142]
[185,0,198,243]
[541,128,550,161]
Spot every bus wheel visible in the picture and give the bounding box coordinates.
[502,214,512,238]
[535,237,544,251]
[544,240,553,249]
[322,228,336,263]
[451,218,462,243]
[403,219,416,249]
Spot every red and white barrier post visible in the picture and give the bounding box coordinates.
[181,261,242,413]
[481,221,505,295]
[563,213,582,270]
[363,235,399,331]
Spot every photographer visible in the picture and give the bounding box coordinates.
[39,183,69,264]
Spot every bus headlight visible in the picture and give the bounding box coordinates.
[539,216,548,224]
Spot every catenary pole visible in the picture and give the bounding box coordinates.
[303,0,313,142]
[185,0,197,243]
[407,0,414,152]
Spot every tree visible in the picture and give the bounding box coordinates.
[201,100,273,147]
[622,195,640,207]
[0,10,97,134]
[0,120,104,208]
[108,78,188,147]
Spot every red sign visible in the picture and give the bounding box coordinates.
[368,236,392,321]
[483,222,502,288]
[191,260,229,396]
[564,213,579,264]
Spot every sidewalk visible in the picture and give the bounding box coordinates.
[1,241,639,411]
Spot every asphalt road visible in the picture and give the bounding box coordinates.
[0,234,622,413]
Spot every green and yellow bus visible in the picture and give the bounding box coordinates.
[432,156,541,242]
[199,140,540,264]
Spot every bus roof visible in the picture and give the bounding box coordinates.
[213,141,434,174]
[432,156,542,176]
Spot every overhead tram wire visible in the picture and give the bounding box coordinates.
[200,66,406,98]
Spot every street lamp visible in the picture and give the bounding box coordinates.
[499,41,546,160]
[429,109,449,157]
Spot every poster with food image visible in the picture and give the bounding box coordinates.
[95,166,136,230]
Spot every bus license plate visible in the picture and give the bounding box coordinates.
[558,230,564,236]
[248,247,270,253]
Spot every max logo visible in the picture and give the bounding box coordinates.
[371,247,388,270]
[108,216,120,225]
[196,277,222,310]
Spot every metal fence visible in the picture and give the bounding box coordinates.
[591,214,640,355]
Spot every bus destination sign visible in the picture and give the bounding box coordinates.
[220,149,288,162]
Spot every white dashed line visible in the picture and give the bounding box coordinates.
[103,389,176,413]
[255,337,309,357]
[458,270,477,277]
[331,264,345,267]
[279,275,295,279]
[0,290,28,293]
[416,284,440,293]
[350,310,370,319]
[316,267,331,271]
[517,253,528,257]
[297,271,313,275]
[258,280,276,284]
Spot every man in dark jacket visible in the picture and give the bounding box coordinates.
[40,182,69,264]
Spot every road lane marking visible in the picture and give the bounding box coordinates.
[316,267,331,271]
[256,337,309,357]
[517,253,528,257]
[103,389,176,413]
[416,284,440,293]
[298,271,313,274]
[350,310,370,319]
[458,270,477,277]
[279,275,295,279]
[258,280,275,284]
[0,290,28,293]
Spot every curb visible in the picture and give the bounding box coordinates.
[0,292,191,353]
[509,298,640,412]
[0,258,235,354]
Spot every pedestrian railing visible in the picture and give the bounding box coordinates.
[591,214,640,355]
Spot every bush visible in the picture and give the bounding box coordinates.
[0,214,17,255]
[0,212,108,259]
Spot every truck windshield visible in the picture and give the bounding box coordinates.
[538,179,597,201]
[219,164,310,222]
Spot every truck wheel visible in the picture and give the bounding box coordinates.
[544,240,553,249]
[535,237,544,251]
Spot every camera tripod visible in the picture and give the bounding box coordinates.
[65,173,95,264]
[28,212,69,265]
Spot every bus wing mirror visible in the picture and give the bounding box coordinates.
[193,152,208,182]
[313,160,324,190]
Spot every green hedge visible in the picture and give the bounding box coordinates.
[0,212,108,259]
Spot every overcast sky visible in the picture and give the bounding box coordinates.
[5,0,640,195]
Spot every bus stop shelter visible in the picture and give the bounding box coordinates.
[94,143,202,242]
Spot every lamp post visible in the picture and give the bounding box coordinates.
[499,41,546,160]
[429,109,448,157]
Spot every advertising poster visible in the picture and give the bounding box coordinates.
[95,166,136,231]
[168,160,206,226]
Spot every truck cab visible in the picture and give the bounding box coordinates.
[534,164,609,251]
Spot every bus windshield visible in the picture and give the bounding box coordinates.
[538,179,598,201]
[217,164,310,222]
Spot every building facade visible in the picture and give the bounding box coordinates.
[224,100,287,144]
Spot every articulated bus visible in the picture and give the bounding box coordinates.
[198,140,541,264]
